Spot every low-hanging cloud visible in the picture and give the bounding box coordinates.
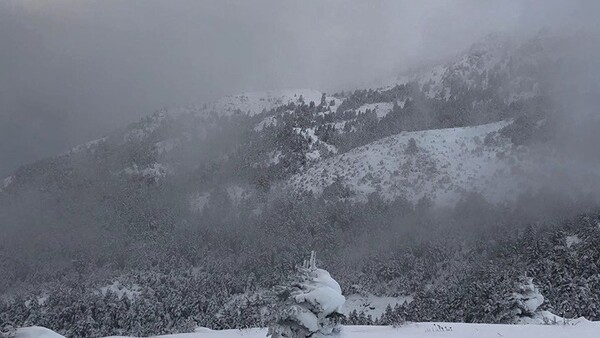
[1,0,599,176]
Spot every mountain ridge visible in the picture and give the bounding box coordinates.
[0,33,559,204]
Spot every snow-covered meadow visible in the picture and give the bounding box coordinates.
[16,320,600,338]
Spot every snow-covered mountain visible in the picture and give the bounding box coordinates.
[0,33,574,211]
[3,32,600,338]
[387,33,563,103]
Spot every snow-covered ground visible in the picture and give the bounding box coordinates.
[198,89,338,117]
[0,175,13,192]
[288,120,539,206]
[15,327,65,338]
[16,320,600,338]
[121,163,172,182]
[355,102,394,119]
[65,136,108,155]
[98,281,141,300]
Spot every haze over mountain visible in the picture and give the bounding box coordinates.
[2,2,600,338]
[3,29,600,336]
[3,31,598,209]
[2,0,600,176]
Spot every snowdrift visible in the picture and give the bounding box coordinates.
[16,320,600,338]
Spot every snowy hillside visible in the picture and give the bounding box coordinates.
[0,33,555,200]
[70,89,338,155]
[198,89,338,116]
[287,121,537,205]
[4,33,600,338]
[16,321,600,338]
[386,33,544,102]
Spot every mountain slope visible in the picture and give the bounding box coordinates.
[0,33,560,203]
[287,120,533,205]
[4,33,600,337]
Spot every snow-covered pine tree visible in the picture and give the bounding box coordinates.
[509,276,545,323]
[378,303,406,327]
[268,251,346,338]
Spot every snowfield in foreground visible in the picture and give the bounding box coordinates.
[17,321,600,338]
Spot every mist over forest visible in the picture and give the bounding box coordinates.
[1,1,600,338]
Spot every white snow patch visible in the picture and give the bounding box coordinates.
[64,136,107,155]
[15,326,66,338]
[254,116,278,131]
[306,149,322,161]
[266,150,283,165]
[99,281,141,300]
[154,139,178,155]
[0,175,13,192]
[37,295,48,306]
[199,89,337,117]
[566,235,582,248]
[508,90,538,104]
[226,185,250,205]
[190,192,210,213]
[122,163,171,181]
[356,102,394,119]
[23,295,48,308]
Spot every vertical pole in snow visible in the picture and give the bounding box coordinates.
[310,250,316,270]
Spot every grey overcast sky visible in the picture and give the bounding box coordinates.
[1,0,599,176]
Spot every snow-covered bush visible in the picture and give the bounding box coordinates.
[268,252,346,338]
[0,324,16,338]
